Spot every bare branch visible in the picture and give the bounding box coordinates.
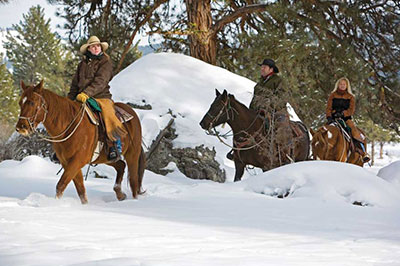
[212,4,270,36]
[115,0,169,73]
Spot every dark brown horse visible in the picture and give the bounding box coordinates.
[310,123,364,166]
[15,80,145,204]
[200,89,310,181]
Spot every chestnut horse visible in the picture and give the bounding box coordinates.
[16,80,145,204]
[200,89,310,181]
[310,122,364,166]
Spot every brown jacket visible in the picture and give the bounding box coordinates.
[68,54,113,100]
[326,90,355,118]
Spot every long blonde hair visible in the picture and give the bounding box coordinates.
[331,77,354,96]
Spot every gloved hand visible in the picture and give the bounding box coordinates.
[76,92,89,103]
[332,111,343,119]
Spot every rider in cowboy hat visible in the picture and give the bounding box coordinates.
[68,36,127,162]
[227,58,291,160]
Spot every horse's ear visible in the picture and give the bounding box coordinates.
[310,128,315,136]
[215,89,221,97]
[222,89,228,98]
[34,80,44,92]
[20,80,27,91]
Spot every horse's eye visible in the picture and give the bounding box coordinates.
[28,101,34,106]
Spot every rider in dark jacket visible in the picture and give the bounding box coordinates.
[69,36,126,162]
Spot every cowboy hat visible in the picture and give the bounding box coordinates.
[79,36,109,54]
[258,58,279,73]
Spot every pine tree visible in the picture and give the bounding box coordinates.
[49,0,144,74]
[4,5,69,95]
[0,60,19,147]
[0,61,18,124]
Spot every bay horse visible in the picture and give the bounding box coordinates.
[310,122,364,166]
[200,89,310,181]
[15,80,146,204]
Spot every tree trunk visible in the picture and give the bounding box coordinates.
[379,142,384,159]
[185,0,217,65]
[371,140,375,166]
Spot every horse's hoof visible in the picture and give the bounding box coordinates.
[81,199,88,204]
[117,193,127,201]
[80,195,88,204]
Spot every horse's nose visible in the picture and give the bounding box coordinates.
[15,122,28,134]
[199,119,207,130]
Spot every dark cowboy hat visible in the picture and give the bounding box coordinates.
[258,58,279,73]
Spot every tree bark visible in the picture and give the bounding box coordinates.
[371,140,375,166]
[379,142,384,159]
[184,1,269,65]
[185,0,216,64]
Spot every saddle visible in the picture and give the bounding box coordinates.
[330,120,352,142]
[329,120,356,153]
[256,110,306,139]
[85,102,134,125]
[84,101,134,162]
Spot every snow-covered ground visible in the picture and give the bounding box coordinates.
[1,53,400,265]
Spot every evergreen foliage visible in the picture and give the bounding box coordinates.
[49,1,400,130]
[0,61,18,124]
[226,21,374,128]
[0,60,19,151]
[4,5,71,95]
[48,0,143,74]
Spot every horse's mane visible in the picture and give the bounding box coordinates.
[228,94,258,116]
[40,88,81,122]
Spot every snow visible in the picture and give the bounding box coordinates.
[1,53,400,265]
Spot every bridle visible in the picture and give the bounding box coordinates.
[205,96,236,131]
[18,92,86,143]
[205,96,270,151]
[18,92,48,132]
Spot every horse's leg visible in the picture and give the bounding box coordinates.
[56,160,84,200]
[108,160,127,201]
[72,170,88,204]
[233,159,246,182]
[124,148,141,199]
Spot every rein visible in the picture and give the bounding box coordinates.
[206,97,271,151]
[334,120,351,162]
[322,121,350,162]
[19,92,87,143]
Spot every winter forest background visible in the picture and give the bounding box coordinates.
[1,1,400,265]
[1,0,400,165]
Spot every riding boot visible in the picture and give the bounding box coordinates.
[226,149,234,160]
[108,138,122,162]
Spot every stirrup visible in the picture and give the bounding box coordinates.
[108,146,121,162]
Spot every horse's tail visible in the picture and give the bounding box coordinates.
[138,146,146,195]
